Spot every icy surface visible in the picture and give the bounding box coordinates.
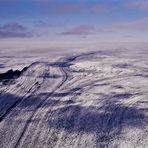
[0,49,147,148]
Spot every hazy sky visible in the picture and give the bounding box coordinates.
[0,0,148,52]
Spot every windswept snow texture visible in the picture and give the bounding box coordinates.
[0,49,148,148]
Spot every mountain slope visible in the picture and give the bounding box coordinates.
[0,51,147,148]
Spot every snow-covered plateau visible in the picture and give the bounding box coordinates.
[0,48,148,148]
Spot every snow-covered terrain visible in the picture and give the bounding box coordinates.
[0,48,147,148]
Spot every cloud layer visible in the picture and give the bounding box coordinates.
[55,4,109,14]
[59,25,96,35]
[0,0,148,45]
[0,23,33,38]
[112,18,148,30]
[127,0,148,10]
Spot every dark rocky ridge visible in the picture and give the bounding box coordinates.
[0,67,28,82]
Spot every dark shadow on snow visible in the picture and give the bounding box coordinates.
[0,91,147,147]
[45,102,147,147]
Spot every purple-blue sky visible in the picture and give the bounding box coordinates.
[0,0,148,52]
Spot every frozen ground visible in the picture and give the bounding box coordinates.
[0,48,148,148]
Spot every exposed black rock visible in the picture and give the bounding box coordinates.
[0,66,28,83]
